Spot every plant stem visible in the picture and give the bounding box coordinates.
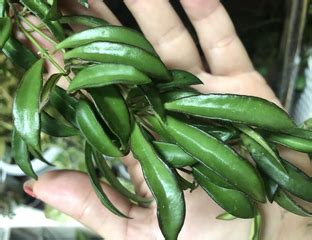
[19,16,58,46]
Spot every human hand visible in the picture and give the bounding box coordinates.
[22,0,312,239]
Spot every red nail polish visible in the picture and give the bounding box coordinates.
[23,185,37,198]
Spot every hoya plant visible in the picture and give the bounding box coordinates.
[1,1,312,239]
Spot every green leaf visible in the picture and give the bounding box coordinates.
[50,86,79,127]
[12,129,37,179]
[235,124,287,173]
[216,212,237,220]
[45,0,62,21]
[13,59,44,152]
[40,73,63,108]
[249,209,262,240]
[84,143,130,218]
[157,70,203,91]
[68,64,152,93]
[90,86,131,151]
[78,0,88,8]
[59,15,108,28]
[153,141,197,168]
[41,111,80,137]
[92,149,152,205]
[2,37,38,69]
[0,17,12,49]
[165,94,295,130]
[274,189,312,217]
[0,0,6,17]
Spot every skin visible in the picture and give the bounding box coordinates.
[22,0,312,239]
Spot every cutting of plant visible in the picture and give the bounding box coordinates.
[1,0,312,239]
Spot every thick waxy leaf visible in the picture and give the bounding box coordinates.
[267,133,312,153]
[194,168,255,218]
[84,143,129,218]
[249,209,262,240]
[153,141,197,167]
[12,129,37,179]
[56,25,157,55]
[0,17,12,49]
[76,100,123,157]
[68,64,152,93]
[216,212,237,220]
[45,0,61,21]
[59,15,108,28]
[193,163,235,189]
[235,124,287,173]
[50,86,79,127]
[64,42,171,81]
[0,0,6,17]
[131,122,185,240]
[90,86,131,150]
[41,111,80,137]
[92,150,152,205]
[161,88,200,103]
[157,70,203,91]
[241,134,312,202]
[165,94,295,130]
[274,189,312,217]
[2,37,38,69]
[166,116,266,203]
[40,73,63,108]
[13,59,44,151]
[261,173,279,203]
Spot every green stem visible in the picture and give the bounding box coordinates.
[19,16,58,46]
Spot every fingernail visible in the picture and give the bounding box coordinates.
[23,179,37,198]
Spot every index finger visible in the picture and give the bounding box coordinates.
[181,0,254,76]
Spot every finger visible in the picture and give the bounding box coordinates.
[124,0,203,73]
[123,153,153,199]
[60,0,120,25]
[26,170,131,238]
[181,0,254,76]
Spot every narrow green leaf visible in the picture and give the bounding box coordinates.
[59,15,108,28]
[12,129,37,179]
[45,0,62,21]
[68,64,152,93]
[13,59,44,152]
[216,212,237,220]
[165,94,295,130]
[92,149,152,205]
[84,143,130,218]
[2,37,38,69]
[0,17,12,49]
[153,141,197,168]
[90,86,131,151]
[249,209,262,240]
[157,70,203,91]
[41,111,80,137]
[40,73,63,108]
[50,86,79,127]
[274,189,312,217]
[235,124,287,173]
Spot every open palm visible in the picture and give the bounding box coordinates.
[24,0,312,239]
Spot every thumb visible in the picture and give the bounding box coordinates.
[23,170,130,238]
